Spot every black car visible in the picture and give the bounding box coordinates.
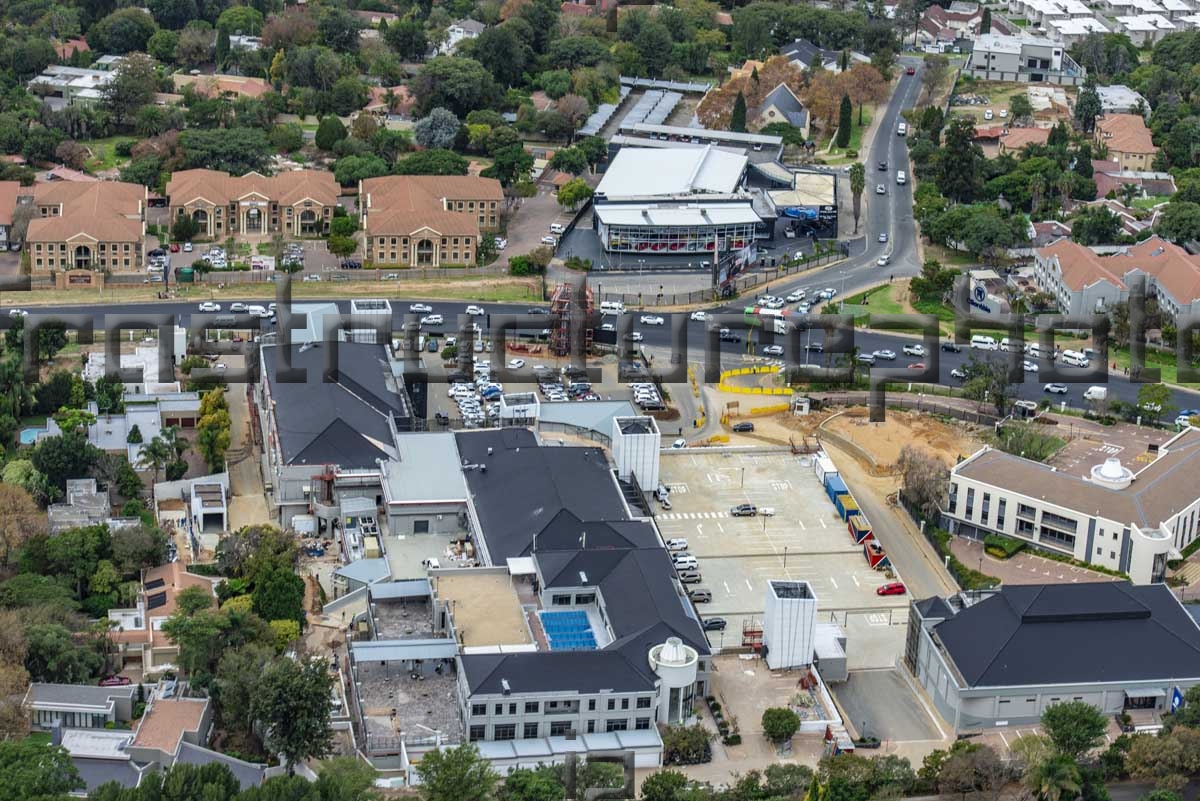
[940,341,963,353]
[732,422,755,433]
[528,307,548,314]
[340,259,361,269]
[730,504,758,517]
[877,161,888,171]
[805,342,824,352]
[719,330,742,343]
[703,618,727,631]
[434,411,450,426]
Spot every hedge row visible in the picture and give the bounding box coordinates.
[984,533,1026,559]
[927,528,1000,591]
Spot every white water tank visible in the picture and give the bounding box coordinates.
[763,580,818,670]
[612,416,661,491]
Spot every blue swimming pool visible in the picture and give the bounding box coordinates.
[19,427,45,446]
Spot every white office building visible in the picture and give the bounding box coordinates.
[966,33,1086,85]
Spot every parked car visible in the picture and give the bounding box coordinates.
[941,341,963,353]
[877,582,907,596]
[197,302,220,312]
[1023,360,1039,373]
[672,438,687,449]
[465,305,485,316]
[873,349,896,361]
[494,237,507,249]
[183,242,193,252]
[730,504,758,516]
[540,235,557,245]
[230,302,247,312]
[690,310,707,321]
[688,588,712,603]
[99,675,132,687]
[702,617,727,631]
[666,538,689,551]
[786,290,806,303]
[732,422,755,433]
[169,243,180,252]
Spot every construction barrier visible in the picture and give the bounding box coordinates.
[717,365,794,396]
[749,403,791,416]
[688,367,700,398]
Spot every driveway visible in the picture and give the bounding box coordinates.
[504,186,562,257]
[832,669,945,745]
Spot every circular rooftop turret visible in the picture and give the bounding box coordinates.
[648,636,698,688]
[1090,457,1134,490]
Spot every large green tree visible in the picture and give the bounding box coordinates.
[0,740,82,801]
[252,564,305,625]
[730,91,747,133]
[939,116,985,203]
[417,744,498,801]
[251,656,334,772]
[179,128,270,174]
[1041,701,1109,761]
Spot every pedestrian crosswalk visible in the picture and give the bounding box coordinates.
[1097,444,1122,455]
[657,511,730,520]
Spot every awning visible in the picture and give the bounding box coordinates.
[507,557,537,576]
[1125,688,1166,699]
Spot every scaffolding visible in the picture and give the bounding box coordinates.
[548,281,594,357]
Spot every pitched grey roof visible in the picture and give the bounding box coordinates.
[29,683,135,708]
[261,342,412,468]
[757,83,808,129]
[174,742,266,789]
[781,39,823,66]
[461,650,657,694]
[934,583,1200,688]
[915,596,955,619]
[72,757,145,792]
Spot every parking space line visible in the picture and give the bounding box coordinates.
[829,577,838,589]
[997,730,1009,749]
[723,581,731,594]
[820,519,827,528]
[798,521,806,529]
[745,579,754,591]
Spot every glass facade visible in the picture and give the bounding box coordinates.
[34,710,109,729]
[599,222,757,255]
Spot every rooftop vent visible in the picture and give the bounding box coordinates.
[501,679,511,695]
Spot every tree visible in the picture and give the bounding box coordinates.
[1075,81,1102,134]
[385,14,428,60]
[1042,701,1110,761]
[483,144,534,187]
[1025,755,1082,801]
[923,55,949,102]
[1071,206,1121,245]
[500,767,565,801]
[939,117,985,203]
[111,525,168,575]
[88,8,158,54]
[1137,382,1173,420]
[557,178,593,209]
[897,445,949,522]
[467,24,529,88]
[835,94,853,148]
[315,115,348,152]
[844,63,888,126]
[0,740,82,801]
[25,623,104,683]
[319,7,361,54]
[1126,727,1200,791]
[1154,201,1200,244]
[149,0,197,30]
[412,56,499,118]
[394,149,469,175]
[981,7,992,33]
[417,744,498,801]
[641,770,688,801]
[414,108,461,150]
[730,91,747,133]
[0,484,43,568]
[138,435,174,483]
[32,432,99,492]
[761,707,800,744]
[252,564,305,625]
[549,147,589,176]
[334,154,389,187]
[961,354,1016,417]
[179,128,270,174]
[849,162,866,234]
[1010,93,1034,122]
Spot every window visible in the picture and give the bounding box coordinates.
[586,720,595,734]
[981,493,991,523]
[413,520,429,534]
[523,722,539,739]
[607,699,615,711]
[965,488,975,518]
[588,700,596,711]
[469,725,485,741]
[1017,503,1037,520]
[552,594,572,606]
[636,697,652,709]
[605,719,629,732]
[471,703,486,716]
[621,698,629,710]
[997,499,1006,529]
[948,483,958,514]
[508,703,516,715]
[635,718,651,730]
[550,721,571,736]
[525,702,539,714]
[1111,551,1117,559]
[494,724,516,741]
[494,704,503,715]
[575,593,596,605]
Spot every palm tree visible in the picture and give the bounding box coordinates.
[138,436,173,483]
[849,162,866,234]
[1025,755,1081,801]
[1119,182,1140,207]
[1030,173,1047,216]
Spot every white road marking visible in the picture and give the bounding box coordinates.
[798,521,806,529]
[998,730,1009,749]
[820,519,827,528]
[829,577,839,589]
[723,581,731,594]
[716,522,724,533]
[853,575,860,587]
[745,579,754,591]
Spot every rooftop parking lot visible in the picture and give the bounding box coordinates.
[656,450,910,646]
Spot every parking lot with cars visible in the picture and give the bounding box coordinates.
[654,450,910,647]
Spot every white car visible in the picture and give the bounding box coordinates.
[197,302,221,312]
[879,233,888,243]
[786,290,806,303]
[877,255,889,266]
[601,322,616,332]
[230,302,247,312]
[7,308,27,317]
[984,109,994,120]
[690,310,707,321]
[183,242,193,252]
[410,303,433,313]
[494,237,507,249]
[797,302,811,313]
[999,109,1008,118]
[421,314,444,327]
[1022,360,1038,372]
[876,184,886,194]
[902,344,924,357]
[508,358,526,369]
[762,345,784,357]
[1044,383,1070,394]
[950,368,966,380]
[626,332,644,342]
[540,235,557,245]
[465,305,485,316]
[640,315,665,325]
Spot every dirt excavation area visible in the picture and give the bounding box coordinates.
[738,407,985,476]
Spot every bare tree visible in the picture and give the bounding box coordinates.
[898,445,949,522]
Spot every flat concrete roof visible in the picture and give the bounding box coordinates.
[433,571,532,648]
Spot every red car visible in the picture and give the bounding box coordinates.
[99,675,131,687]
[169,243,180,252]
[906,66,916,75]
[877,582,907,596]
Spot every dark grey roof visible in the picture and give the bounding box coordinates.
[915,596,955,619]
[757,83,808,129]
[533,510,659,552]
[72,757,144,792]
[456,428,629,562]
[461,651,657,694]
[174,742,266,789]
[934,583,1200,688]
[30,683,135,707]
[781,39,826,66]
[261,342,412,468]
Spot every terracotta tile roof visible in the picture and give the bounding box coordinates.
[1097,114,1156,155]
[714,11,733,25]
[166,169,338,207]
[133,698,208,753]
[44,165,97,182]
[1038,238,1127,292]
[54,38,90,60]
[361,175,502,237]
[0,181,21,227]
[974,126,1005,140]
[111,562,217,646]
[173,73,270,99]
[1112,236,1200,306]
[561,1,593,15]
[1001,127,1051,151]
[27,181,146,243]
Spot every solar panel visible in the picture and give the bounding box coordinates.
[145,579,165,590]
[147,591,168,610]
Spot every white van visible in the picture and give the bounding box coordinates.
[247,304,269,318]
[600,301,625,316]
[1061,349,1090,367]
[897,121,907,136]
[896,170,907,185]
[1084,386,1108,402]
[1027,343,1046,359]
[673,555,698,570]
[970,335,998,351]
[999,338,1023,353]
[549,223,566,235]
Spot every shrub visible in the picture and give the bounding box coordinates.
[661,723,713,765]
[761,707,800,744]
[723,733,742,746]
[984,533,1025,559]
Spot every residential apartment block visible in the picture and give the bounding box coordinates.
[906,583,1200,733]
[942,426,1200,584]
[1096,113,1158,170]
[166,169,339,239]
[358,175,503,267]
[27,181,147,273]
[965,33,1085,86]
[1033,236,1200,318]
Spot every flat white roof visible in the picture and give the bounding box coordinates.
[1116,13,1175,29]
[596,146,747,198]
[1049,16,1110,33]
[975,32,1066,52]
[625,122,783,146]
[595,203,761,227]
[61,729,134,759]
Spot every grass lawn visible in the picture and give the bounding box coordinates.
[924,243,979,268]
[842,283,906,323]
[1010,17,1029,26]
[1131,196,1171,209]
[81,136,136,173]
[824,108,873,163]
[24,732,51,746]
[1111,346,1200,389]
